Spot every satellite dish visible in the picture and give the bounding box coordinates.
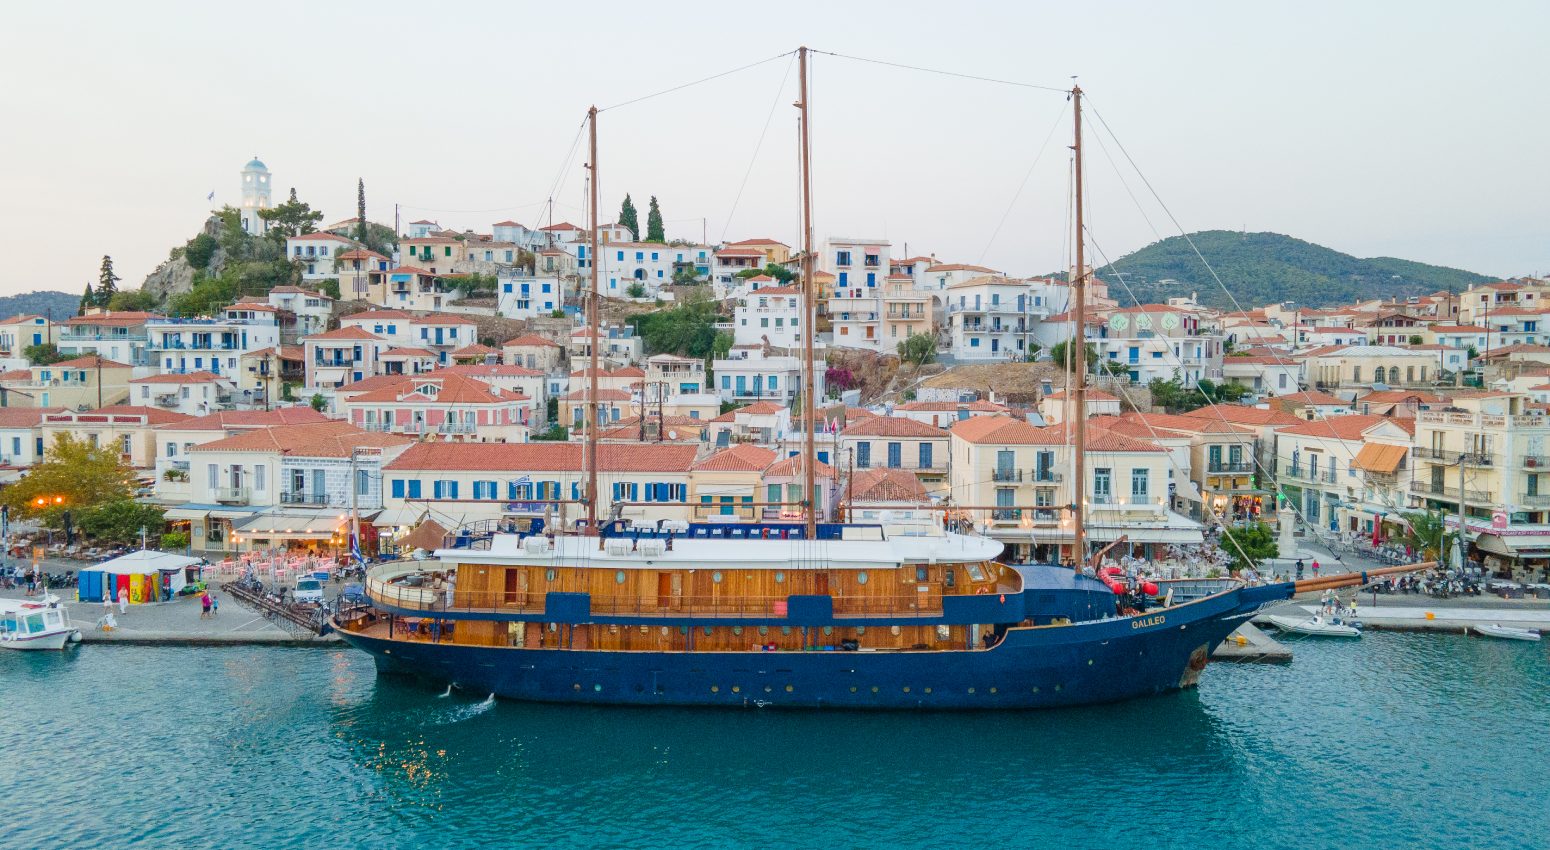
[668,430,678,440]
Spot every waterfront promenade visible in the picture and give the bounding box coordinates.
[0,585,336,645]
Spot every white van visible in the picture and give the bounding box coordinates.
[293,576,325,604]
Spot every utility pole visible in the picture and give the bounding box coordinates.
[586,105,601,546]
[797,46,817,538]
[1456,454,1468,571]
[1070,83,1088,569]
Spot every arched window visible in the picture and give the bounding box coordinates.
[1352,365,1363,383]
[1389,366,1402,384]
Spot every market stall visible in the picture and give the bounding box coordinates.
[77,550,203,604]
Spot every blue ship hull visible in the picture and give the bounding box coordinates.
[336,582,1295,710]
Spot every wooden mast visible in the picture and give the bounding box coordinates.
[586,105,601,541]
[797,46,817,538]
[1069,85,1087,567]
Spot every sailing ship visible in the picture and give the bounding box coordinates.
[333,49,1427,708]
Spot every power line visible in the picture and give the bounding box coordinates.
[977,102,1069,265]
[721,52,798,244]
[599,50,797,113]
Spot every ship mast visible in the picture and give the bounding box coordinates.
[1069,85,1087,568]
[797,46,817,538]
[586,105,601,543]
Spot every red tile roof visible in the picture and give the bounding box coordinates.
[348,374,524,405]
[1180,406,1304,427]
[305,326,383,341]
[46,405,192,425]
[130,371,226,384]
[840,416,947,438]
[846,468,927,502]
[1275,413,1409,439]
[764,454,834,478]
[385,442,697,472]
[0,407,68,428]
[155,407,330,431]
[503,334,562,348]
[692,444,778,472]
[49,355,132,369]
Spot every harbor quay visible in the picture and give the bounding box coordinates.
[0,581,336,646]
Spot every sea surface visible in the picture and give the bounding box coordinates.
[4,632,1545,849]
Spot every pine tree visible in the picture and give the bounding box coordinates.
[618,194,639,241]
[79,283,95,316]
[356,178,368,243]
[645,196,665,243]
[96,255,120,307]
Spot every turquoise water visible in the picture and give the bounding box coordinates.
[4,634,1545,849]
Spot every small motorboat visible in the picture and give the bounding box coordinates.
[1472,624,1542,642]
[1266,613,1362,638]
[1,595,83,650]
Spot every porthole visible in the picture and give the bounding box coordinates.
[849,686,858,693]
[968,687,977,694]
[856,626,866,635]
[547,622,558,632]
[1054,684,1062,692]
[774,571,786,583]
[989,687,998,694]
[712,571,723,583]
[856,570,868,585]
[758,626,769,636]
[924,687,932,694]
[679,626,689,636]
[764,686,773,693]
[821,626,833,636]
[572,683,581,691]
[660,626,669,636]
[702,626,712,636]
[732,685,741,693]
[593,684,601,692]
[902,686,911,693]
[545,569,557,582]
[781,626,792,636]
[784,684,794,693]
[732,626,743,636]
[870,686,879,693]
[890,626,901,636]
[614,570,626,584]
[1031,686,1040,693]
[710,685,719,693]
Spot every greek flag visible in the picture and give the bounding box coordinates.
[350,527,364,565]
[513,475,532,487]
[206,191,215,202]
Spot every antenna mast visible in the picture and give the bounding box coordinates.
[1070,84,1088,568]
[586,106,601,543]
[798,46,818,538]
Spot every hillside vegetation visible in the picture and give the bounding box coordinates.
[1095,231,1494,309]
[0,291,80,321]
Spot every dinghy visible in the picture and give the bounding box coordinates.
[1472,624,1541,642]
[1266,613,1362,638]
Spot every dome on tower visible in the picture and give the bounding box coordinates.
[244,157,268,171]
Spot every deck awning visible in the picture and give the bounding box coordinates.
[1351,443,1407,474]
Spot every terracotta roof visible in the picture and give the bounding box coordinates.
[748,285,800,296]
[503,334,561,348]
[539,222,582,232]
[130,371,225,384]
[847,468,928,503]
[348,374,524,405]
[385,442,697,473]
[924,263,998,274]
[441,364,544,378]
[561,388,632,402]
[1180,406,1304,428]
[0,314,46,325]
[190,422,409,456]
[1356,389,1444,405]
[48,355,131,369]
[950,416,1064,445]
[764,454,834,478]
[1272,390,1350,407]
[492,220,525,227]
[0,407,67,428]
[155,407,330,431]
[735,401,787,416]
[380,347,436,357]
[896,400,1008,413]
[1351,442,1407,474]
[336,249,388,262]
[1116,412,1254,435]
[452,344,498,358]
[726,238,789,247]
[841,416,947,438]
[1276,414,1407,440]
[47,405,192,425]
[1085,427,1168,453]
[0,369,35,381]
[304,326,382,342]
[692,444,778,472]
[569,366,646,378]
[63,311,163,327]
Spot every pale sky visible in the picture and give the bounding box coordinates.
[2,0,1546,299]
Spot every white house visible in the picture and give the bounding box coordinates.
[285,233,358,281]
[733,285,803,348]
[496,272,564,319]
[146,305,283,379]
[266,286,335,338]
[128,371,238,417]
[946,275,1044,360]
[712,346,823,405]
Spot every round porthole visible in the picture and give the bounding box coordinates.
[890,626,901,636]
[856,571,868,585]
[702,626,712,636]
[870,686,879,693]
[856,626,866,635]
[821,626,833,636]
[902,686,911,693]
[593,684,601,692]
[710,685,719,693]
[774,571,785,583]
[712,571,723,583]
[758,626,769,636]
[545,569,556,582]
[784,684,794,693]
[924,687,932,694]
[732,685,741,693]
[614,570,626,584]
[732,626,743,636]
[781,626,792,636]
[678,626,689,636]
[849,686,858,693]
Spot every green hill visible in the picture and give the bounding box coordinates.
[0,290,81,322]
[1095,231,1495,309]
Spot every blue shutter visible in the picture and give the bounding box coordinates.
[391,479,405,498]
[408,480,422,499]
[448,481,459,499]
[919,443,933,469]
[433,481,443,500]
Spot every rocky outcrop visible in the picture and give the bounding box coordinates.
[141,215,227,302]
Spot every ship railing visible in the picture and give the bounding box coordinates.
[365,583,948,619]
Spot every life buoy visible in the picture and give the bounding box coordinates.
[976,587,989,595]
[999,594,1006,604]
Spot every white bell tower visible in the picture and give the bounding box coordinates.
[240,156,272,234]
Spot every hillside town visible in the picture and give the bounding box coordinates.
[2,156,1549,586]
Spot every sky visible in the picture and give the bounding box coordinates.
[1,0,1546,300]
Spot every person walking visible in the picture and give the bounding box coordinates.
[199,590,212,620]
[1312,559,1321,578]
[102,593,114,621]
[118,587,129,615]
[211,594,219,617]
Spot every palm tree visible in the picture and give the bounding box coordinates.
[1399,510,1449,561]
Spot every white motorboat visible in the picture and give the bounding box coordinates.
[0,595,83,650]
[1472,624,1542,642]
[1266,613,1363,637]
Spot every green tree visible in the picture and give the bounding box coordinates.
[96,255,120,307]
[0,433,137,524]
[1196,378,1251,405]
[161,531,190,551]
[1408,334,1424,346]
[645,196,665,242]
[1219,521,1278,572]
[619,194,640,241]
[530,423,569,441]
[23,343,66,365]
[356,178,369,243]
[309,393,327,412]
[184,233,219,269]
[107,290,158,312]
[76,500,167,544]
[1400,510,1451,562]
[316,278,341,300]
[897,332,937,366]
[1148,377,1190,412]
[627,292,722,357]
[1048,340,1100,373]
[626,282,647,298]
[258,188,324,239]
[78,283,95,316]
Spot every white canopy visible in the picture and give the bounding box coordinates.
[79,550,202,576]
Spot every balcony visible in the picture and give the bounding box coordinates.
[1207,461,1255,474]
[992,468,1023,482]
[1409,480,1492,504]
[438,422,477,434]
[1031,469,1063,483]
[280,490,326,506]
[1414,447,1493,466]
[1522,456,1550,469]
[214,487,250,504]
[60,331,147,343]
[1519,493,1550,509]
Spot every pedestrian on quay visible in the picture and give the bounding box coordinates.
[102,593,114,620]
[118,587,129,615]
[1312,559,1321,578]
[1295,559,1305,580]
[211,594,219,617]
[200,590,212,619]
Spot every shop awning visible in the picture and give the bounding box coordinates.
[1088,511,1205,545]
[373,506,428,528]
[234,509,350,540]
[1351,443,1407,474]
[1475,533,1550,557]
[164,504,265,521]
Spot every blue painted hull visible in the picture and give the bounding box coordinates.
[336,582,1294,709]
